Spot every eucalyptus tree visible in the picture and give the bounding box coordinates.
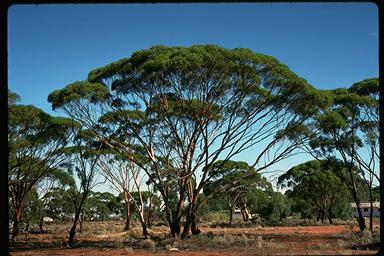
[8,91,74,239]
[20,187,42,232]
[205,160,271,226]
[306,78,379,232]
[83,191,117,221]
[130,191,162,229]
[97,153,151,237]
[96,152,136,231]
[36,167,75,232]
[48,45,324,237]
[44,187,75,221]
[94,130,153,233]
[278,160,351,224]
[62,127,102,245]
[349,78,379,232]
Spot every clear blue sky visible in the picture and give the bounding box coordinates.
[7,3,379,190]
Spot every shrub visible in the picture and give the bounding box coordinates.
[140,239,156,250]
[200,211,229,223]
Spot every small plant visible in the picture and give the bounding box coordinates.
[128,227,143,239]
[124,247,134,254]
[140,238,156,250]
[256,235,263,249]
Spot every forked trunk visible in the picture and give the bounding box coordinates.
[181,211,200,238]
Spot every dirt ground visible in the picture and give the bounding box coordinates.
[9,221,380,255]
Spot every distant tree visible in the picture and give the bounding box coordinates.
[21,187,43,232]
[258,191,291,224]
[8,91,74,239]
[83,191,117,221]
[130,191,162,229]
[40,167,75,230]
[278,160,351,224]
[205,160,271,226]
[44,187,75,222]
[96,147,151,232]
[48,45,324,237]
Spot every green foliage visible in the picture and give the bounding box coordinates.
[83,191,121,221]
[48,81,109,110]
[8,90,20,105]
[8,93,76,237]
[206,160,272,223]
[21,188,44,227]
[44,187,75,221]
[278,160,352,222]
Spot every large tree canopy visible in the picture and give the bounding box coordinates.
[48,45,324,237]
[8,91,75,238]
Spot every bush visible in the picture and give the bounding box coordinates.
[200,211,229,223]
[140,239,156,250]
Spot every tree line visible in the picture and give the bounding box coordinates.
[8,45,379,244]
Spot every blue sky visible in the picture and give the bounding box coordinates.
[8,3,379,190]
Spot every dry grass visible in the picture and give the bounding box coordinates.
[9,220,380,255]
[140,239,156,250]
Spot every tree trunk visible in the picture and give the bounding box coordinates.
[25,219,30,233]
[123,192,131,231]
[191,217,200,235]
[369,188,374,232]
[229,207,234,227]
[328,208,333,224]
[170,219,181,237]
[11,204,23,239]
[354,202,366,232]
[241,206,250,222]
[140,219,149,238]
[79,210,84,233]
[181,209,200,238]
[369,200,373,232]
[39,214,44,233]
[321,209,325,223]
[181,215,192,239]
[351,192,366,232]
[124,216,131,231]
[68,210,80,245]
